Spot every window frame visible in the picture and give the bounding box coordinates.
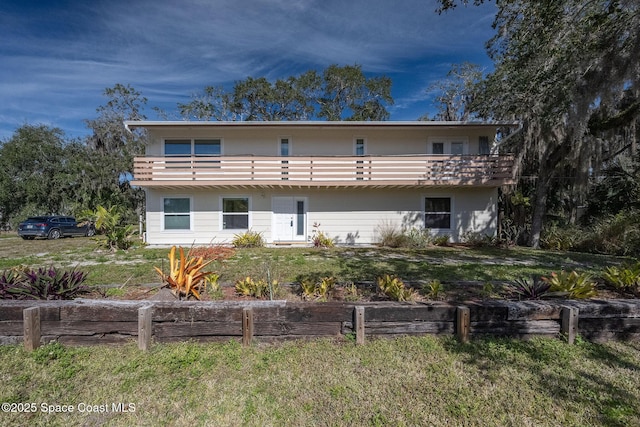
[479,136,491,155]
[220,196,251,231]
[162,196,192,231]
[163,138,223,156]
[422,195,454,231]
[427,137,469,155]
[353,137,367,156]
[279,137,292,156]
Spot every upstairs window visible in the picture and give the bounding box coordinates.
[280,138,290,156]
[165,139,221,156]
[451,142,464,155]
[165,140,191,156]
[432,142,444,155]
[195,139,221,156]
[479,136,490,155]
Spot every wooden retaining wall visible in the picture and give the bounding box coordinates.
[1,299,639,350]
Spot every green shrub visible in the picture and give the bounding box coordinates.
[542,270,597,299]
[377,274,416,302]
[509,277,551,300]
[235,276,278,299]
[405,227,432,248]
[311,223,334,248]
[82,205,136,251]
[376,221,433,248]
[102,224,135,251]
[432,235,450,246]
[205,273,223,299]
[540,223,580,251]
[0,266,89,300]
[601,263,640,295]
[576,210,640,256]
[461,231,497,248]
[343,282,360,302]
[423,280,444,300]
[376,221,409,248]
[299,276,336,301]
[232,230,265,248]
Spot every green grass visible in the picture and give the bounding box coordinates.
[0,337,638,426]
[0,236,634,289]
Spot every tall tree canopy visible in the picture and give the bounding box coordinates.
[82,83,148,216]
[438,0,640,247]
[178,65,393,121]
[0,125,76,223]
[421,62,483,121]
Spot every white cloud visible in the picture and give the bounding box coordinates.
[0,0,497,139]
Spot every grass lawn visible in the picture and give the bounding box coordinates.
[1,337,639,426]
[0,234,634,301]
[1,236,639,426]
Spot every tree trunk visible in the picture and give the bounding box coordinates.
[528,172,551,249]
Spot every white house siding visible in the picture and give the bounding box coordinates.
[143,126,494,157]
[143,187,498,246]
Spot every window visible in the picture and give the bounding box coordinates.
[222,197,249,230]
[296,200,305,236]
[355,138,366,179]
[429,137,469,154]
[280,138,290,179]
[280,138,290,156]
[479,136,490,155]
[194,139,221,156]
[165,139,221,156]
[165,140,191,156]
[164,198,191,230]
[424,197,451,229]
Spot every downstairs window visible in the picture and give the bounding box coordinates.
[424,197,451,229]
[222,197,249,230]
[164,198,191,230]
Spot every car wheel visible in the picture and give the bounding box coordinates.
[48,229,61,240]
[21,236,29,240]
[86,228,95,237]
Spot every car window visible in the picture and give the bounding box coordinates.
[51,218,60,223]
[25,217,47,223]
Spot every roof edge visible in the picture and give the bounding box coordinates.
[124,120,519,130]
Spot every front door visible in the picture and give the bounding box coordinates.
[272,197,306,242]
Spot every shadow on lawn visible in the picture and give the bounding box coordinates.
[309,246,633,286]
[331,248,541,283]
[442,337,640,426]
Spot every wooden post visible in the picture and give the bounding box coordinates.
[138,306,153,351]
[23,307,41,351]
[243,307,254,347]
[456,306,470,343]
[355,306,365,345]
[561,306,579,345]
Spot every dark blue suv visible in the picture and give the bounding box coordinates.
[17,216,95,240]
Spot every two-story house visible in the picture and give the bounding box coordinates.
[126,121,515,246]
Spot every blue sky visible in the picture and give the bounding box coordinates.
[0,0,497,140]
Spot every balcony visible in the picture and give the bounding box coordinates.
[131,155,515,188]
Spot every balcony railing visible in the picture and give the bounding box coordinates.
[132,155,515,188]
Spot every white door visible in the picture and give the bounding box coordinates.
[272,197,306,242]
